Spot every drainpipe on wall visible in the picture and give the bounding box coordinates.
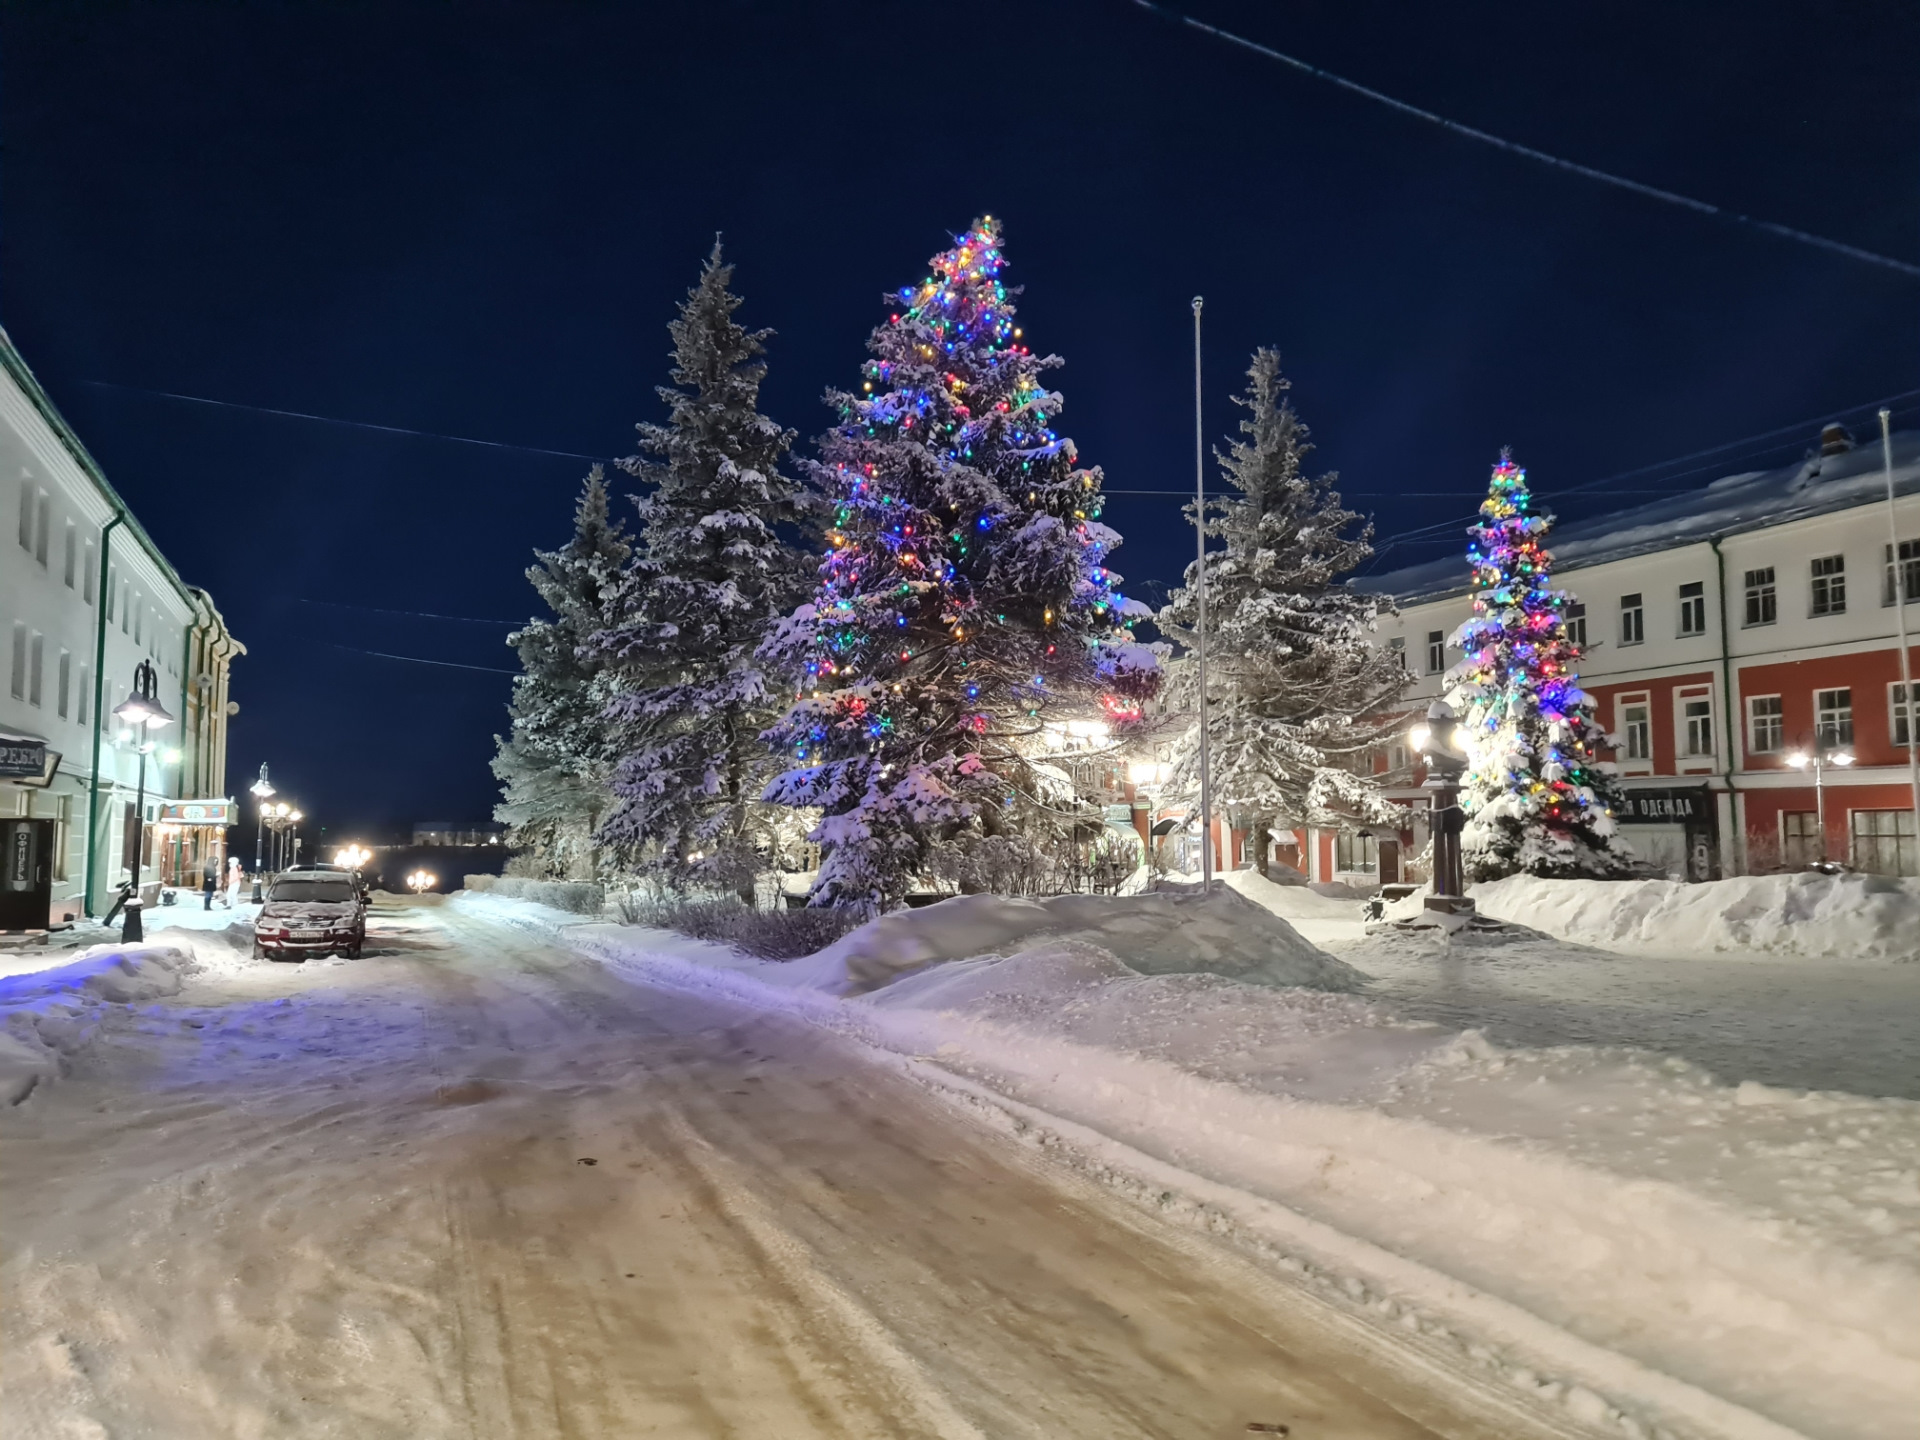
[1709,535,1743,875]
[83,513,125,916]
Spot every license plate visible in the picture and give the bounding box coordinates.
[290,930,326,940]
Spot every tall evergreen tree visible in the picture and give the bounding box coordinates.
[763,218,1158,911]
[493,466,630,878]
[588,243,813,897]
[1158,349,1407,862]
[1446,452,1631,879]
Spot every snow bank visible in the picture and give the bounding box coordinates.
[1473,872,1920,961]
[504,891,1920,1440]
[1222,867,1370,946]
[0,944,196,1104]
[794,887,1368,996]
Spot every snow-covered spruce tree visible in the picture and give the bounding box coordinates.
[1158,349,1408,864]
[493,466,630,879]
[1446,452,1631,880]
[763,218,1159,911]
[588,243,815,899]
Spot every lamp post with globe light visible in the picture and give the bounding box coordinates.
[111,660,174,942]
[1785,739,1856,867]
[249,765,275,902]
[406,870,437,894]
[1410,698,1472,915]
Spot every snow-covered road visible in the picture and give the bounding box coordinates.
[1,897,1540,1439]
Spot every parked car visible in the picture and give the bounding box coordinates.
[254,870,366,960]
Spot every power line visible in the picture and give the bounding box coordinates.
[81,379,613,463]
[1128,0,1920,280]
[327,643,518,676]
[300,598,520,626]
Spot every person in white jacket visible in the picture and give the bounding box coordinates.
[226,855,244,909]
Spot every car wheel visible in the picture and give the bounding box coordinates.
[251,939,264,959]
[346,941,363,959]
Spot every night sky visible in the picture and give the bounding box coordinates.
[3,1,1913,843]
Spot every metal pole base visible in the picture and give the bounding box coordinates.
[121,898,144,944]
[250,880,263,904]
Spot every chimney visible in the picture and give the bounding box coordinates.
[1819,422,1855,457]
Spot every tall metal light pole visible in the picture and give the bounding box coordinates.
[1881,409,1920,872]
[1786,740,1855,865]
[249,764,274,903]
[1192,295,1213,889]
[110,659,173,943]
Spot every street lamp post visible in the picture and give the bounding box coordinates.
[110,659,174,943]
[249,765,275,903]
[1785,739,1856,866]
[1411,699,1473,916]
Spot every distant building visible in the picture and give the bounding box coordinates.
[1,330,244,919]
[412,821,506,847]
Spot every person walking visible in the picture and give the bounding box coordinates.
[226,855,243,909]
[201,854,218,911]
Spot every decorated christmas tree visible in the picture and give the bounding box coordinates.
[1446,452,1631,879]
[589,243,815,898]
[493,467,630,879]
[1158,349,1407,865]
[763,218,1159,910]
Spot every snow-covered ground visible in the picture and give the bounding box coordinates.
[459,882,1920,1440]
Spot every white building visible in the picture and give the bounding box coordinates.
[1362,425,1920,881]
[1,330,243,920]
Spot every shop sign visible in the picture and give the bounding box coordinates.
[1615,787,1714,825]
[0,738,47,778]
[157,799,236,826]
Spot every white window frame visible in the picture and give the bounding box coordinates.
[1619,593,1644,646]
[1425,630,1445,675]
[1565,601,1587,649]
[1892,682,1915,749]
[1810,554,1845,616]
[1746,693,1783,755]
[1677,685,1715,764]
[1742,567,1776,627]
[1814,687,1853,747]
[1678,582,1707,638]
[1616,692,1653,770]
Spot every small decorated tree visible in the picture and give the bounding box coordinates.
[763,218,1158,910]
[1446,452,1631,879]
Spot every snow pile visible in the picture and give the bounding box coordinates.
[1472,871,1920,961]
[794,887,1367,996]
[0,944,196,1103]
[1221,867,1369,945]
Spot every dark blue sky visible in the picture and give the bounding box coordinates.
[3,1,1913,840]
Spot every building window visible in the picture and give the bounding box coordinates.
[34,490,49,565]
[1681,691,1714,757]
[105,567,117,621]
[77,663,90,726]
[1893,683,1915,749]
[83,539,95,604]
[1815,688,1853,746]
[1620,698,1652,761]
[1747,694,1783,754]
[1620,593,1644,645]
[1810,554,1845,616]
[1389,743,1407,771]
[1781,811,1821,869]
[1388,637,1405,671]
[1852,810,1917,877]
[1335,831,1377,874]
[1565,602,1587,649]
[8,624,24,700]
[28,632,44,707]
[15,481,30,552]
[1742,567,1776,627]
[1886,540,1920,606]
[133,599,142,645]
[1678,581,1707,637]
[63,520,76,588]
[57,650,70,719]
[1425,630,1445,674]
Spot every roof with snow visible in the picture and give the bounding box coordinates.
[1361,430,1920,604]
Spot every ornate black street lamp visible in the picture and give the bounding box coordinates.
[249,764,274,902]
[111,659,173,943]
